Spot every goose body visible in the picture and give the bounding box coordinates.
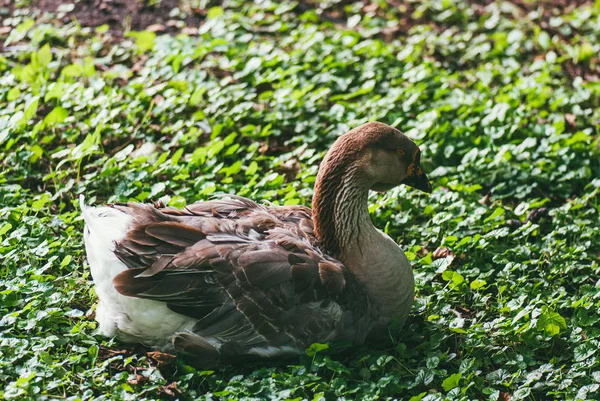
[81,122,431,364]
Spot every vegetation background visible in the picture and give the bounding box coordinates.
[0,0,599,400]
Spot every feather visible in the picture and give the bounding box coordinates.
[171,240,219,268]
[127,227,160,246]
[119,239,157,256]
[145,222,205,248]
[135,254,173,277]
[112,268,154,297]
[318,262,346,295]
[206,233,250,243]
[238,249,291,287]
[172,332,220,361]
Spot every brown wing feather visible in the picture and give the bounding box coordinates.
[110,196,373,353]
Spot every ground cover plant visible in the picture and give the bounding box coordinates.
[1,0,599,400]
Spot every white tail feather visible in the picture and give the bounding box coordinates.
[79,195,131,244]
[79,194,196,344]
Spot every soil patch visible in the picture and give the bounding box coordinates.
[28,0,203,35]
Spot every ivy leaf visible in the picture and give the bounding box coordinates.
[470,279,487,290]
[126,31,156,53]
[18,97,39,127]
[37,44,52,67]
[415,369,435,386]
[306,343,329,357]
[43,107,68,126]
[484,207,505,223]
[538,31,551,49]
[536,310,567,336]
[207,6,224,19]
[0,223,12,236]
[7,87,21,101]
[60,255,72,268]
[442,373,462,391]
[409,393,427,401]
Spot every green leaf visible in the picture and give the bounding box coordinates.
[451,272,464,285]
[61,64,84,78]
[189,88,206,106]
[150,182,166,197]
[7,87,21,101]
[470,279,487,290]
[126,31,156,53]
[18,97,39,127]
[306,343,329,357]
[484,207,505,223]
[312,393,325,401]
[0,223,12,236]
[409,392,427,401]
[44,83,65,102]
[207,6,224,19]
[415,369,435,385]
[168,196,187,208]
[537,31,551,50]
[442,270,455,281]
[578,42,594,62]
[43,107,69,126]
[221,160,243,177]
[95,24,109,33]
[171,148,184,165]
[246,161,258,176]
[29,144,44,162]
[574,343,595,362]
[443,235,458,245]
[537,310,567,336]
[442,270,464,286]
[37,44,52,67]
[31,193,51,211]
[442,373,461,391]
[565,131,591,145]
[60,255,72,268]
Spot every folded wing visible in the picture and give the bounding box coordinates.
[110,197,372,360]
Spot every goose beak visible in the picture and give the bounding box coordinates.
[402,164,432,193]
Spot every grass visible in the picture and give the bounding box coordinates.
[1,0,599,400]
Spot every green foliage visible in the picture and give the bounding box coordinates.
[1,0,599,400]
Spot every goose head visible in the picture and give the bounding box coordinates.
[318,121,431,194]
[312,122,431,257]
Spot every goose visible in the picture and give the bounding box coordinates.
[80,121,431,365]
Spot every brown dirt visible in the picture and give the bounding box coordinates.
[27,0,204,35]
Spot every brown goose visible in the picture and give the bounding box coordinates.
[80,122,431,365]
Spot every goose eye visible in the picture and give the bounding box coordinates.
[398,149,405,156]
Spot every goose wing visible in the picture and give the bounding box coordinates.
[110,197,372,356]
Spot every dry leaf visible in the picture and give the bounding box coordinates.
[158,382,183,399]
[128,374,147,385]
[478,193,491,205]
[432,247,455,259]
[417,247,430,257]
[363,3,379,13]
[182,27,199,35]
[146,24,166,33]
[147,350,176,367]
